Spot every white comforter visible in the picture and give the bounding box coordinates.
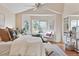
[0,35,67,56]
[9,35,45,56]
[0,35,45,56]
[0,41,12,56]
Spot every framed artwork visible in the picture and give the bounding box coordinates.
[0,14,5,27]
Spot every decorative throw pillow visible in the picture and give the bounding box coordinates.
[6,27,17,41]
[46,32,52,37]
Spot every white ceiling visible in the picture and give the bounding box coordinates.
[0,3,63,15]
[1,3,35,13]
[0,3,59,15]
[20,7,56,15]
[1,3,79,15]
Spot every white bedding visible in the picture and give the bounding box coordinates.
[0,41,12,56]
[9,35,45,56]
[0,35,66,56]
[20,35,42,43]
[0,35,45,56]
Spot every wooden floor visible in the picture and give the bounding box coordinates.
[57,43,79,56]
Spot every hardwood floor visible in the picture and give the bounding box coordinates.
[47,40,79,56]
[57,43,79,56]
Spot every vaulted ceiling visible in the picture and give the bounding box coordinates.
[0,3,64,14]
[1,3,35,13]
[1,3,79,15]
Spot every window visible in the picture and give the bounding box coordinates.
[71,20,79,32]
[77,20,79,32]
[71,20,77,28]
[32,20,47,34]
[39,21,47,32]
[22,16,31,34]
[32,20,39,34]
[76,20,79,32]
[23,20,29,33]
[22,16,54,34]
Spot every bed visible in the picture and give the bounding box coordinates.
[0,41,12,56]
[0,35,67,56]
[0,27,67,56]
[0,35,46,56]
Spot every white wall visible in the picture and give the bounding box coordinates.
[0,4,15,28]
[64,3,79,16]
[54,14,62,42]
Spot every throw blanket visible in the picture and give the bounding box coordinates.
[9,35,45,56]
[44,42,67,56]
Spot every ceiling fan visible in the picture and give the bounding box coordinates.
[32,3,45,11]
[33,3,61,14]
[35,3,41,8]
